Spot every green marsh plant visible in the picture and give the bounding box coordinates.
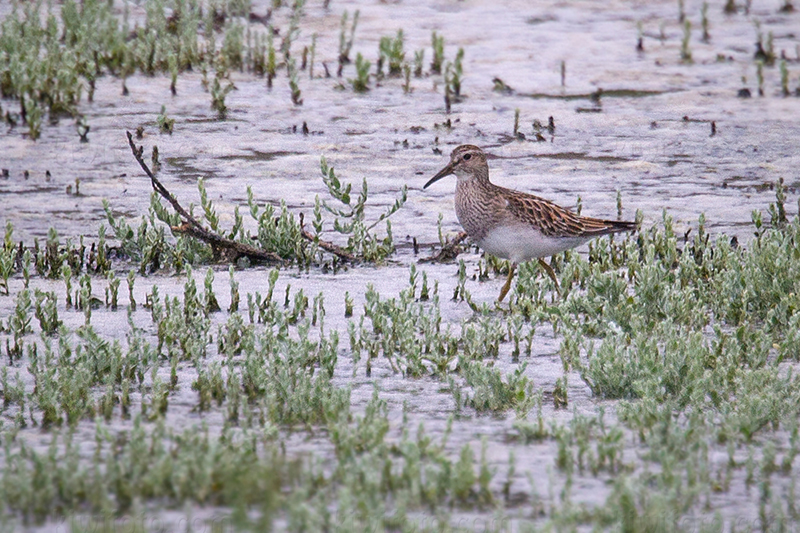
[319,157,407,262]
[266,29,277,88]
[309,33,317,78]
[34,289,61,335]
[211,75,235,118]
[754,21,776,66]
[0,233,15,296]
[378,30,405,78]
[349,53,371,93]
[5,185,800,528]
[287,58,303,105]
[156,105,174,134]
[680,20,692,63]
[281,0,305,67]
[402,62,411,93]
[430,31,445,75]
[414,49,425,78]
[448,47,465,98]
[7,287,32,362]
[337,9,360,76]
[780,60,790,96]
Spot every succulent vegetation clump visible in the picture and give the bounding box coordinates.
[0,1,464,136]
[1,179,799,529]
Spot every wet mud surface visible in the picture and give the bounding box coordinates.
[2,0,800,530]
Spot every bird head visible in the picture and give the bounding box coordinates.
[424,145,487,188]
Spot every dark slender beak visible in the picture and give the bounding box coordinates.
[424,161,455,189]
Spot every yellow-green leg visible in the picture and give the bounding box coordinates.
[538,258,561,294]
[497,263,516,302]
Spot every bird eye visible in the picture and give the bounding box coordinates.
[463,154,472,161]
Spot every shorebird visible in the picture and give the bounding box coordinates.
[424,145,637,302]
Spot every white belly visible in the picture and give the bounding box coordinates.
[476,225,590,264]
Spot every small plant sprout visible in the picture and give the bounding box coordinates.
[151,146,160,173]
[61,264,73,308]
[414,49,424,78]
[553,375,567,408]
[420,271,430,301]
[765,32,775,65]
[701,2,711,43]
[25,99,42,141]
[754,21,776,65]
[450,47,464,97]
[288,58,303,105]
[681,20,693,63]
[228,265,239,313]
[79,273,94,326]
[780,60,790,96]
[379,29,405,77]
[430,31,445,75]
[211,75,235,118]
[757,60,765,96]
[157,106,174,134]
[34,289,60,335]
[444,72,452,114]
[127,270,136,310]
[203,268,221,314]
[8,288,31,361]
[21,249,31,288]
[349,53,371,92]
[344,291,353,318]
[309,33,317,79]
[266,30,277,89]
[281,0,305,66]
[107,270,120,310]
[0,240,15,297]
[169,54,178,96]
[403,63,411,93]
[338,9,360,76]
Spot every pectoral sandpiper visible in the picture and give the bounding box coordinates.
[424,145,637,302]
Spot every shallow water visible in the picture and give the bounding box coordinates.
[2,0,800,530]
[2,0,799,245]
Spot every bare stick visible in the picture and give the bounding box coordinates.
[126,131,283,264]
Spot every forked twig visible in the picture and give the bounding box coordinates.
[126,131,358,264]
[126,131,283,264]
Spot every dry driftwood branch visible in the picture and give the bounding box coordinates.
[298,213,357,262]
[420,231,469,263]
[126,131,283,264]
[127,131,358,264]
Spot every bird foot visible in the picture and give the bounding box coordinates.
[538,258,561,296]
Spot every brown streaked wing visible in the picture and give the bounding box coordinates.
[503,189,632,238]
[503,190,587,238]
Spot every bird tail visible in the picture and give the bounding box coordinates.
[582,217,638,237]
